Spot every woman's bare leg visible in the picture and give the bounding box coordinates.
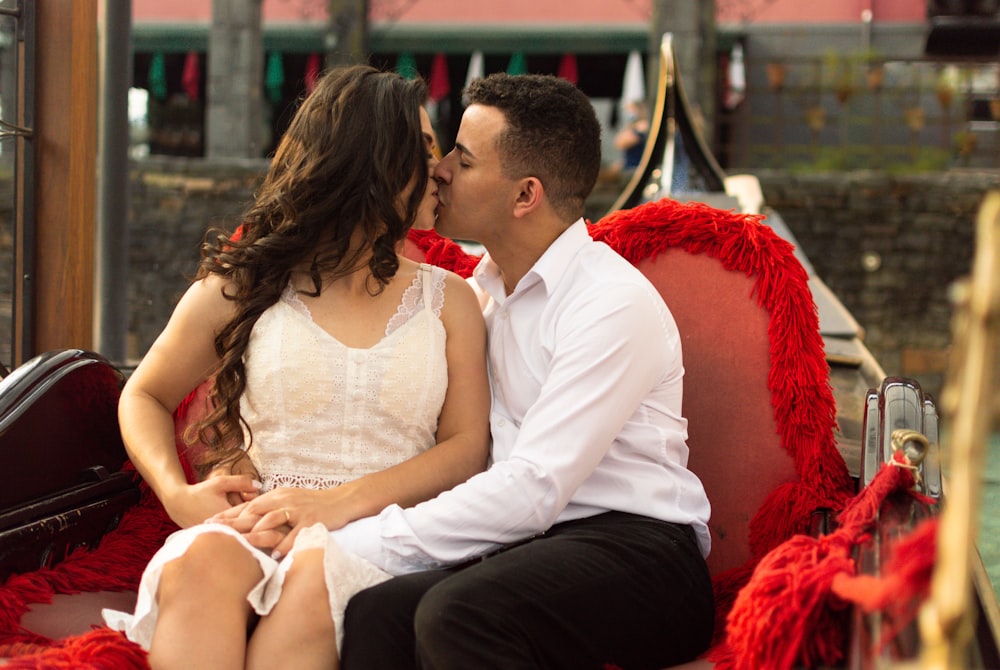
[148,532,264,670]
[246,548,338,670]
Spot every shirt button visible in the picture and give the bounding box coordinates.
[497,418,506,427]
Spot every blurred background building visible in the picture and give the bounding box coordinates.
[126,0,1000,170]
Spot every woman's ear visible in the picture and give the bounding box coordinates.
[513,177,544,218]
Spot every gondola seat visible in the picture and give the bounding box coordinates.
[589,199,854,668]
[1,200,854,669]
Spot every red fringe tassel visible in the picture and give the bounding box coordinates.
[0,482,176,652]
[831,516,939,647]
[406,228,481,278]
[712,455,935,670]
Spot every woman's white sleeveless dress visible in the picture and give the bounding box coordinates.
[104,264,449,651]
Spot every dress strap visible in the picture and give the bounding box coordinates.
[420,263,435,313]
[386,264,444,336]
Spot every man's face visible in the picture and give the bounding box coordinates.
[433,104,518,244]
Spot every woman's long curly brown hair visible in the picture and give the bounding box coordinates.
[192,65,429,469]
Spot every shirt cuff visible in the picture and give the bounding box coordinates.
[329,516,385,568]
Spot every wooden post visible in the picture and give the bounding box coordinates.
[24,0,98,360]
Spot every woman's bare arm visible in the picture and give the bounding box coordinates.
[120,275,261,528]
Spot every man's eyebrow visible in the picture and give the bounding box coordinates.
[454,142,476,160]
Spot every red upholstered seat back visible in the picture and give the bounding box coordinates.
[635,251,794,575]
[589,199,853,603]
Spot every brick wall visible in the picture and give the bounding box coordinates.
[124,157,267,359]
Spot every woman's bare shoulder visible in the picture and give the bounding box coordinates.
[438,270,484,329]
[173,274,239,327]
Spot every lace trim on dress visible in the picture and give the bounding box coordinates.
[281,265,446,337]
[282,283,312,319]
[386,265,446,335]
[265,473,346,491]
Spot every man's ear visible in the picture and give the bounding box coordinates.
[513,177,544,219]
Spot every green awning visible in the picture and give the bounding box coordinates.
[131,21,652,55]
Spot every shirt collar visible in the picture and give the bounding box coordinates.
[473,218,589,302]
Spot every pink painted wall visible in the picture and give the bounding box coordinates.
[716,0,923,23]
[131,0,925,25]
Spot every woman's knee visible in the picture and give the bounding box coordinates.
[278,549,332,630]
[158,532,260,601]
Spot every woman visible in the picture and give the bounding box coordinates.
[104,65,490,670]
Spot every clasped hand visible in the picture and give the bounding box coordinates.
[163,451,262,529]
[209,487,329,559]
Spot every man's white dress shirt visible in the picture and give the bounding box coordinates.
[331,219,711,574]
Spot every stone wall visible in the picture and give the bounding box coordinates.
[123,163,996,400]
[125,156,267,359]
[752,169,999,400]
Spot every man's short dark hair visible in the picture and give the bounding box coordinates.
[464,73,602,222]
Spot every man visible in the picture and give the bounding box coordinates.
[335,73,714,669]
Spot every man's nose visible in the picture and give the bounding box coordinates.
[432,158,449,184]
